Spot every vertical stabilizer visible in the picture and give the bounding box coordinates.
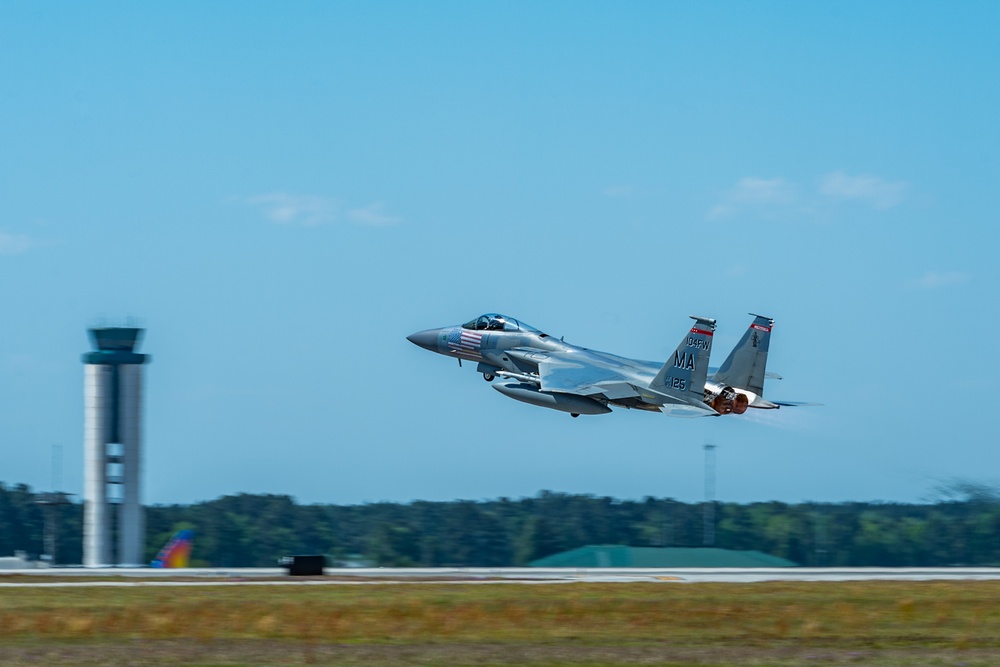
[650,316,716,408]
[712,314,773,396]
[150,530,194,568]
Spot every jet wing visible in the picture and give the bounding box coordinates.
[536,355,642,400]
[503,348,643,401]
[506,345,718,416]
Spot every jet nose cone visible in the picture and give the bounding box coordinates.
[407,328,441,352]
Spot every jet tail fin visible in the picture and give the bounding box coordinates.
[650,316,715,410]
[150,529,194,568]
[712,313,773,396]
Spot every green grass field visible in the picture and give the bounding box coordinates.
[1,580,999,666]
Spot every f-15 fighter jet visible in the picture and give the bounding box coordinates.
[407,313,809,418]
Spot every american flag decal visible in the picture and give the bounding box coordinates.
[447,329,483,358]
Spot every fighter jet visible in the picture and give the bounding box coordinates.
[407,313,809,418]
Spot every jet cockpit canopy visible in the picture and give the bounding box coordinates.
[462,313,542,334]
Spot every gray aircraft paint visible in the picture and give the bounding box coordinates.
[407,313,810,418]
[712,314,772,397]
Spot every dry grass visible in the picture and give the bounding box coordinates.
[1,581,999,665]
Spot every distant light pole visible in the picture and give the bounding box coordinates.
[35,444,72,565]
[35,492,71,565]
[813,509,829,567]
[703,444,717,547]
[661,498,674,548]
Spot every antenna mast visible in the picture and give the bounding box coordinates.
[703,444,717,547]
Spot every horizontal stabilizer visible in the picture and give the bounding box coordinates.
[659,403,719,418]
[709,367,782,380]
[772,400,824,407]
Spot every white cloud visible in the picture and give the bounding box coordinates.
[0,231,35,255]
[819,171,908,209]
[726,264,748,278]
[347,202,401,227]
[246,193,339,226]
[729,177,797,205]
[916,271,971,289]
[707,177,798,220]
[246,193,402,227]
[708,172,910,220]
[602,184,636,197]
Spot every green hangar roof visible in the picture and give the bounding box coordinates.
[529,545,797,568]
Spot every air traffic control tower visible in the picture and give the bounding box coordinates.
[82,327,150,567]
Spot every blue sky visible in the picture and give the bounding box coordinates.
[1,2,997,506]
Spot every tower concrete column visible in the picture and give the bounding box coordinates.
[117,363,144,566]
[82,327,150,568]
[83,364,112,567]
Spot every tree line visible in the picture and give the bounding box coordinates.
[2,481,999,568]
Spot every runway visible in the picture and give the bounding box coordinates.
[4,566,1000,586]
